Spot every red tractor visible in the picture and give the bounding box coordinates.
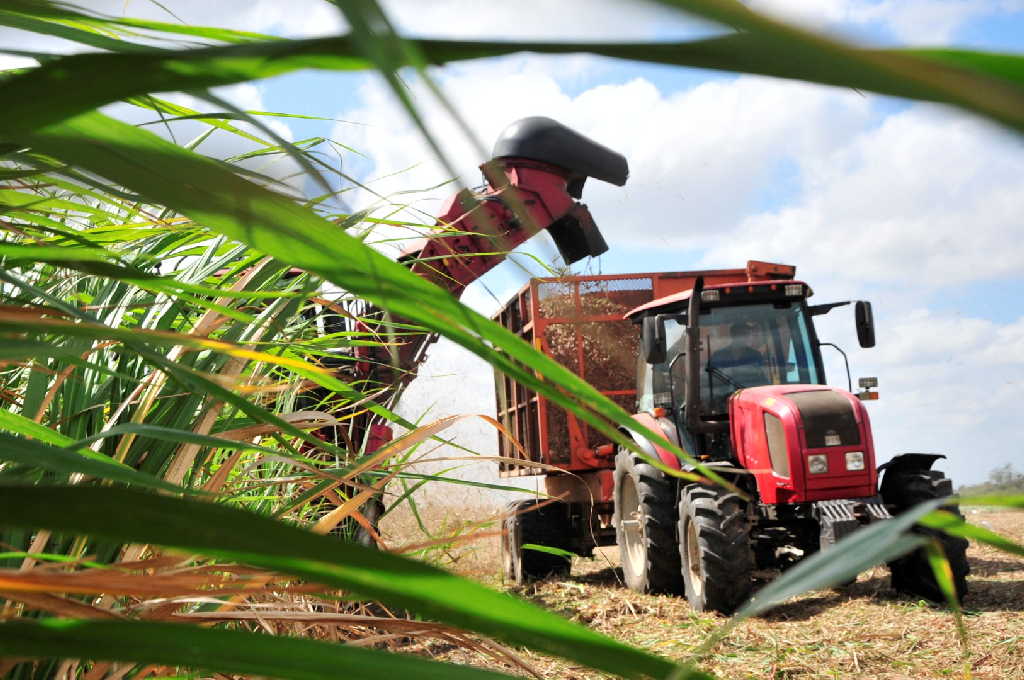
[495,264,969,613]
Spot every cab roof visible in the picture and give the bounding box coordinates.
[625,279,810,319]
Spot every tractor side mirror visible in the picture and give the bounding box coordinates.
[642,315,666,364]
[855,300,875,348]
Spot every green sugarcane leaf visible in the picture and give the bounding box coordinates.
[737,497,949,618]
[0,485,682,679]
[958,493,1024,508]
[0,433,189,494]
[919,509,1024,557]
[0,9,153,54]
[0,33,1022,137]
[522,543,578,559]
[922,540,969,653]
[66,423,321,461]
[0,618,518,680]
[0,408,82,447]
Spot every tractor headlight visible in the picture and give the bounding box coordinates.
[808,454,828,474]
[845,451,865,471]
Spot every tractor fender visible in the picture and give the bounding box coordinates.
[877,453,946,475]
[619,412,683,471]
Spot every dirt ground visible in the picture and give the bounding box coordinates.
[382,506,1024,679]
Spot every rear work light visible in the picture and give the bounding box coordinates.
[784,283,804,297]
[845,451,865,471]
[700,289,720,303]
[808,454,828,474]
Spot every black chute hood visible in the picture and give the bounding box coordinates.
[492,117,628,198]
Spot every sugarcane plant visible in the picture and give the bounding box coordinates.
[0,1,1023,679]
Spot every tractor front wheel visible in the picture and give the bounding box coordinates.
[678,484,754,614]
[502,499,571,585]
[882,469,970,603]
[613,449,682,594]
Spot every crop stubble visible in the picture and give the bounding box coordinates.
[385,502,1024,679]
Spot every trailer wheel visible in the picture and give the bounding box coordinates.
[678,485,754,614]
[353,497,385,548]
[613,450,682,594]
[502,500,571,585]
[882,469,970,604]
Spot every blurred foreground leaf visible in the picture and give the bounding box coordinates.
[0,618,518,680]
[0,485,682,679]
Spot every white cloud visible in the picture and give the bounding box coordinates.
[834,308,1024,484]
[333,70,873,252]
[702,107,1024,289]
[749,0,1019,44]
[97,81,305,200]
[63,0,686,42]
[576,78,873,251]
[747,0,854,32]
[40,0,1019,46]
[93,0,345,38]
[853,0,990,43]
[381,0,695,40]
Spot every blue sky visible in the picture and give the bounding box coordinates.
[4,0,1023,486]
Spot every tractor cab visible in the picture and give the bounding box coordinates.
[630,278,828,456]
[628,274,887,500]
[642,290,823,411]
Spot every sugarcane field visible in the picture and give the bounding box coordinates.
[1,2,1023,680]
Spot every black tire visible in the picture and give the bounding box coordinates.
[613,449,682,594]
[354,497,385,548]
[502,499,571,585]
[678,484,754,614]
[882,469,970,604]
[324,492,383,547]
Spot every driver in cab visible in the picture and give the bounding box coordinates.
[709,322,771,390]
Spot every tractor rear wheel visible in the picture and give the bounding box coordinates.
[882,469,969,604]
[502,499,571,585]
[613,449,682,594]
[678,484,755,614]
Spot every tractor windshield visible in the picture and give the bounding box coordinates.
[663,301,821,415]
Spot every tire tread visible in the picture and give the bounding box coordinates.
[882,469,970,603]
[678,484,754,614]
[614,450,682,594]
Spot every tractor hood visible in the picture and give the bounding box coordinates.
[729,384,878,504]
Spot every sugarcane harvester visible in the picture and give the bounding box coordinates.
[308,118,628,536]
[493,226,969,612]
[317,116,967,613]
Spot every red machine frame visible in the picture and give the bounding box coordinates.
[493,262,797,478]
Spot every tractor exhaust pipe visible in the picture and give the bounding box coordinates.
[684,277,724,434]
[685,277,705,434]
